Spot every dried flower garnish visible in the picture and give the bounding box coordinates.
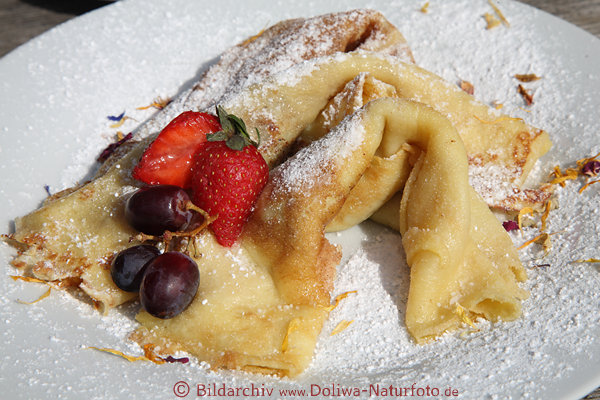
[10,275,54,304]
[540,200,552,232]
[240,27,266,47]
[107,111,125,122]
[281,318,301,353]
[576,152,600,178]
[420,1,430,13]
[107,111,135,128]
[570,258,600,264]
[87,344,184,365]
[515,73,541,82]
[532,263,550,268]
[550,165,579,187]
[502,220,519,232]
[518,232,558,255]
[142,343,167,364]
[577,152,600,167]
[97,132,133,162]
[454,303,478,330]
[10,275,47,284]
[320,290,358,312]
[579,179,600,194]
[491,101,504,110]
[88,346,153,363]
[330,320,354,336]
[517,207,535,232]
[549,152,600,190]
[17,287,51,305]
[164,355,190,364]
[488,0,510,26]
[136,96,171,110]
[110,117,133,129]
[517,84,534,106]
[581,160,600,177]
[473,115,523,124]
[483,12,501,29]
[88,345,163,364]
[459,80,474,95]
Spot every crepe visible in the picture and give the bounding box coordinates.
[10,9,410,310]
[126,9,414,157]
[8,10,549,377]
[132,110,370,375]
[216,52,533,341]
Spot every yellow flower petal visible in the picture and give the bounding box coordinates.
[488,0,510,26]
[17,287,51,305]
[10,275,47,284]
[571,258,600,264]
[281,318,302,353]
[320,290,358,312]
[517,207,535,232]
[330,320,354,336]
[540,200,552,232]
[88,347,152,363]
[454,303,478,330]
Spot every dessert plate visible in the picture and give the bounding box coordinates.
[1,0,599,399]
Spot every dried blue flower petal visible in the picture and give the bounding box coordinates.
[107,111,126,122]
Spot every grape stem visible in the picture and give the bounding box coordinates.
[130,202,216,253]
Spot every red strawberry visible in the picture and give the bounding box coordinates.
[191,107,268,247]
[132,111,221,188]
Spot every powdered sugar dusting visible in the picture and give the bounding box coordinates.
[469,163,521,204]
[185,9,413,112]
[277,111,366,193]
[1,1,599,399]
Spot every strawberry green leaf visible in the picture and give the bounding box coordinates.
[216,105,235,135]
[211,105,261,149]
[206,131,229,142]
[226,135,246,151]
[254,128,261,146]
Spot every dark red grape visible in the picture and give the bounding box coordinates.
[125,185,193,235]
[111,245,160,292]
[139,252,199,319]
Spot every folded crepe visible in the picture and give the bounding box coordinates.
[8,10,549,376]
[216,52,533,343]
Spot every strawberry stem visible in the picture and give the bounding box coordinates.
[207,106,260,150]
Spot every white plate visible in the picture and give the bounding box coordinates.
[1,0,599,399]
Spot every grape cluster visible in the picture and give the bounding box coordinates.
[111,185,200,319]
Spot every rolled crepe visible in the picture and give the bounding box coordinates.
[356,99,527,342]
